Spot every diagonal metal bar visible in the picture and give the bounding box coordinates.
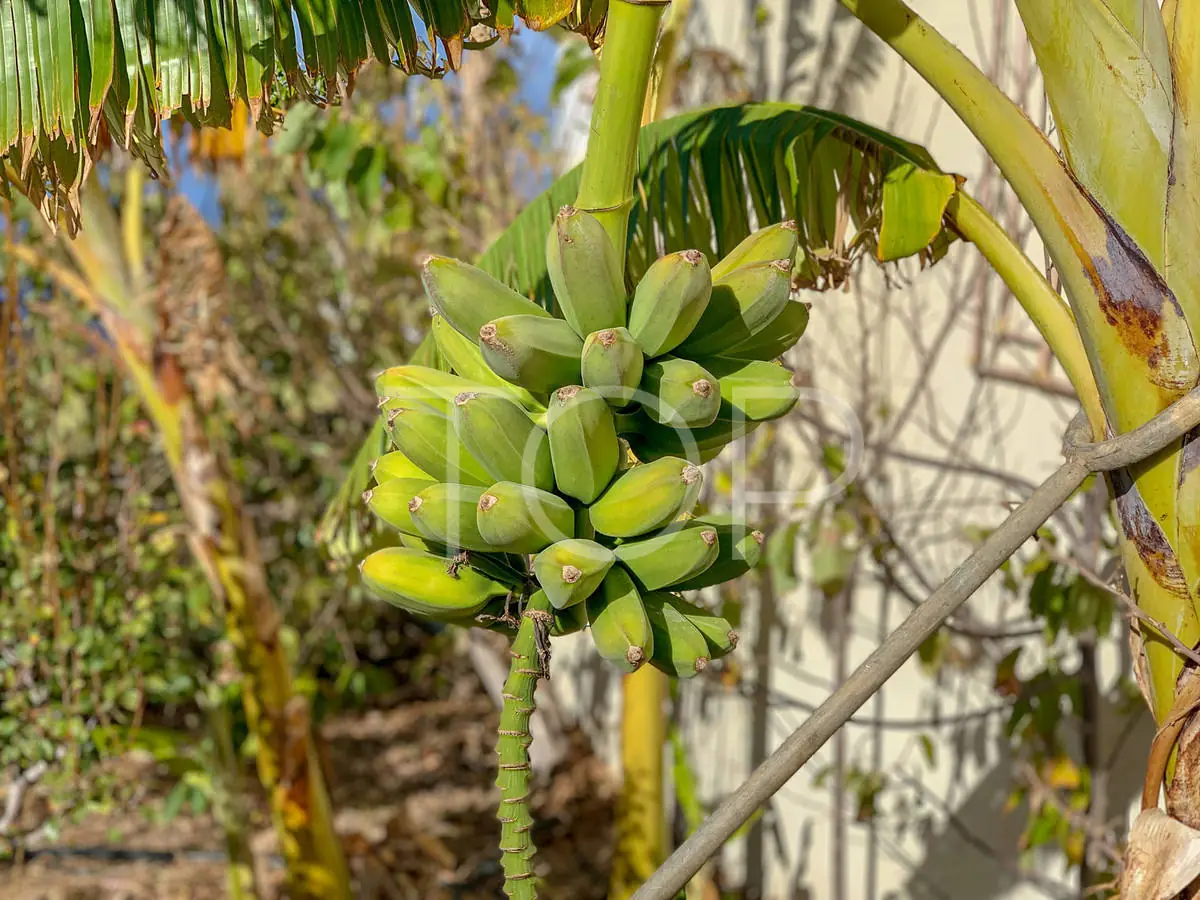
[633,388,1200,900]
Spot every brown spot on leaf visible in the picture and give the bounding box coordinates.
[1112,469,1192,599]
[1088,210,1197,390]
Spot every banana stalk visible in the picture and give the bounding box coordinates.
[496,590,554,899]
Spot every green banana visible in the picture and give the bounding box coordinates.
[625,404,762,464]
[546,206,626,337]
[585,567,653,672]
[673,515,765,590]
[722,300,809,361]
[640,357,722,428]
[581,327,644,408]
[431,314,543,412]
[643,591,711,678]
[550,596,589,637]
[453,391,555,492]
[710,221,799,281]
[532,539,615,609]
[677,260,793,359]
[627,250,713,357]
[371,450,432,485]
[547,385,619,503]
[479,314,584,395]
[408,482,494,552]
[697,357,798,421]
[476,481,575,553]
[385,405,493,486]
[363,478,430,536]
[422,255,551,338]
[614,525,719,590]
[376,365,483,416]
[663,593,739,657]
[589,457,703,538]
[359,546,511,618]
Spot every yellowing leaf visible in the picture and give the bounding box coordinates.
[1044,756,1082,791]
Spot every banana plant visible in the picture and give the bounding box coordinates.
[8,0,1192,895]
[320,17,1094,900]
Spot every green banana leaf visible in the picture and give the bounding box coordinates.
[320,101,958,558]
[478,102,959,306]
[0,0,606,232]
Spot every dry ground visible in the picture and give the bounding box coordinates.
[5,650,614,899]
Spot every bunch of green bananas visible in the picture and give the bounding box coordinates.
[360,209,807,678]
